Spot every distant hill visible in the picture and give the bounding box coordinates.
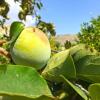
[55,35,78,45]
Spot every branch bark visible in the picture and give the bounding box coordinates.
[0,47,10,58]
[0,40,6,46]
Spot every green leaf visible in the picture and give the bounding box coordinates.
[0,1,9,19]
[70,45,100,83]
[70,44,97,63]
[77,63,100,83]
[42,50,76,82]
[10,21,25,48]
[0,95,52,100]
[40,2,43,7]
[75,55,95,68]
[36,3,41,10]
[74,54,100,83]
[60,75,89,100]
[91,56,100,64]
[69,44,86,56]
[0,64,53,100]
[88,83,100,100]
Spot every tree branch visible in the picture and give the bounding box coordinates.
[0,47,10,58]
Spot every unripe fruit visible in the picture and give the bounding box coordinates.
[10,25,51,70]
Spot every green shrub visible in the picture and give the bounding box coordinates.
[77,16,100,52]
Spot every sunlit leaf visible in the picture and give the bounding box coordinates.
[10,21,25,49]
[0,64,53,100]
[42,50,76,82]
[60,75,89,100]
[77,63,100,83]
[88,83,100,100]
[70,44,97,63]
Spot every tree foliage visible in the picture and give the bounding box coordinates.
[0,0,56,37]
[0,0,9,19]
[37,20,56,36]
[0,0,43,20]
[77,16,100,52]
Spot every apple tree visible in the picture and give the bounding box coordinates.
[77,16,100,52]
[0,0,56,36]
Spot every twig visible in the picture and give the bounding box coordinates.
[0,47,10,58]
[0,40,6,46]
[51,49,59,53]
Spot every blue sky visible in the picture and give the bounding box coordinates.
[39,0,100,34]
[4,0,100,35]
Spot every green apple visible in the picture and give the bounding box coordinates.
[10,26,51,70]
